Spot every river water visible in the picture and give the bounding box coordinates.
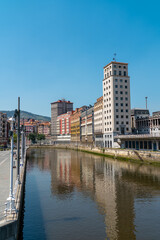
[20,148,160,240]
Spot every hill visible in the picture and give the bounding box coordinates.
[0,110,51,121]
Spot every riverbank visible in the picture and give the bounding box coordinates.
[29,144,160,166]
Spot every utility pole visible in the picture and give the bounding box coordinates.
[17,97,20,182]
[145,97,148,109]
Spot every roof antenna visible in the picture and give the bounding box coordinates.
[113,53,116,61]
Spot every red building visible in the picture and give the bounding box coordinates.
[57,111,73,135]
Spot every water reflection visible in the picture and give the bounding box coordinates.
[25,148,160,240]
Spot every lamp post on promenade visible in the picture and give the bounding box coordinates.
[6,117,16,213]
[20,119,25,169]
[17,97,20,182]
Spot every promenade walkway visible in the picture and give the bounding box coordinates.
[0,151,17,225]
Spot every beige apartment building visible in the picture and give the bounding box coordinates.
[103,61,131,148]
[94,96,103,147]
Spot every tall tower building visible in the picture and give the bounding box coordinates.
[103,61,131,148]
[51,100,73,141]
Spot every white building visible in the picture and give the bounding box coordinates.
[103,61,131,148]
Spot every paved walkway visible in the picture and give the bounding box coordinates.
[0,151,17,223]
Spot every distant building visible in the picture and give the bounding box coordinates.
[131,108,150,134]
[38,122,51,136]
[56,111,73,143]
[116,110,160,151]
[94,96,103,147]
[0,112,8,146]
[70,106,87,143]
[135,111,160,135]
[24,119,38,136]
[81,106,94,144]
[51,100,73,142]
[103,61,131,148]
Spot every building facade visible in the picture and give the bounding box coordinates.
[94,96,103,147]
[70,106,87,143]
[0,112,8,146]
[131,108,150,134]
[81,106,94,144]
[38,122,51,136]
[51,100,73,141]
[103,61,131,148]
[135,111,160,135]
[56,111,72,143]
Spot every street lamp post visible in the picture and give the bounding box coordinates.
[6,117,16,213]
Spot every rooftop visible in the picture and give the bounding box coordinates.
[103,61,128,69]
[51,100,73,104]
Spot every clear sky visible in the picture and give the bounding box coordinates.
[0,0,160,117]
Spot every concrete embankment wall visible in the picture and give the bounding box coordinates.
[30,144,160,165]
[0,157,27,240]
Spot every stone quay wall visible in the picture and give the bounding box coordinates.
[30,144,160,165]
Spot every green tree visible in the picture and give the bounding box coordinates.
[28,133,36,143]
[37,134,45,145]
[37,134,45,141]
[13,133,17,144]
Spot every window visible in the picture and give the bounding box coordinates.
[119,66,121,68]
[126,128,129,131]
[125,91,128,95]
[125,80,127,83]
[115,85,118,88]
[121,115,124,118]
[116,109,119,112]
[116,128,119,131]
[116,97,118,100]
[119,71,121,76]
[126,115,128,118]
[114,70,116,75]
[120,97,123,100]
[124,66,126,69]
[116,103,118,106]
[120,79,123,82]
[120,91,123,94]
[115,91,118,94]
[114,65,117,68]
[110,71,111,75]
[116,115,119,118]
[115,79,118,82]
[124,71,126,76]
[116,121,119,124]
[121,109,123,112]
[126,109,128,112]
[121,121,124,124]
[126,121,129,124]
[120,85,123,88]
[125,86,128,89]
[125,98,128,101]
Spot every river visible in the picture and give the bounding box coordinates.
[20,148,160,240]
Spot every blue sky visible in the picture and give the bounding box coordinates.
[0,0,160,116]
